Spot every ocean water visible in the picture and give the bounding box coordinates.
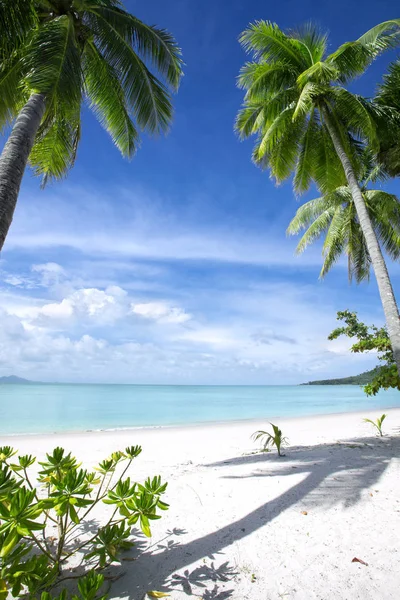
[1,383,400,435]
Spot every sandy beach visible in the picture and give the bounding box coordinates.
[2,408,400,600]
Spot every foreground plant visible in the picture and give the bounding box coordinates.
[252,423,288,456]
[0,445,169,598]
[235,19,400,376]
[364,414,387,436]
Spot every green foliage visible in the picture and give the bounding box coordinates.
[364,414,387,436]
[0,444,168,599]
[375,60,400,176]
[236,19,400,193]
[303,366,383,386]
[328,310,400,395]
[287,156,400,282]
[0,0,183,183]
[252,423,288,456]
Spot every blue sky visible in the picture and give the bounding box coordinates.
[1,0,399,384]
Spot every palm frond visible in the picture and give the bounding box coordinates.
[29,107,81,185]
[263,113,307,182]
[83,41,139,157]
[84,5,183,89]
[0,54,28,130]
[0,0,37,59]
[287,195,329,234]
[357,19,400,51]
[290,23,328,63]
[296,61,339,87]
[312,124,346,193]
[293,110,319,193]
[256,105,296,159]
[332,88,378,147]
[367,190,400,260]
[25,16,82,117]
[293,82,321,119]
[235,103,265,139]
[88,10,173,133]
[237,61,295,97]
[320,205,348,277]
[294,206,335,254]
[239,21,305,69]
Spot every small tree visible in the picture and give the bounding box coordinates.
[328,310,400,395]
[0,444,169,599]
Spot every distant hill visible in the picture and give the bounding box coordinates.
[0,375,35,384]
[301,366,381,386]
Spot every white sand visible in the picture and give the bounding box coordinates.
[3,408,400,600]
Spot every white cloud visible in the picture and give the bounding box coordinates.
[131,301,191,324]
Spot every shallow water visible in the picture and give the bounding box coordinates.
[1,383,399,435]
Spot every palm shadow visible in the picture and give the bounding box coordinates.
[109,434,399,599]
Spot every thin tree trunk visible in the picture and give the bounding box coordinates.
[0,93,46,251]
[322,105,400,375]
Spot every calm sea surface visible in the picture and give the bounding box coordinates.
[1,383,400,435]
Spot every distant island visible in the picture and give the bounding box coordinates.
[301,366,381,386]
[0,375,36,384]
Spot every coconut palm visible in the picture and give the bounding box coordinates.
[235,19,400,375]
[0,0,183,250]
[288,159,400,282]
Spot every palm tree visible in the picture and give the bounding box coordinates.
[235,19,400,375]
[288,160,400,282]
[0,0,183,251]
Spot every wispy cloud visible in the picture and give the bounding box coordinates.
[6,184,329,268]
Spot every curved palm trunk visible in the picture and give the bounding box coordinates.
[322,107,400,376]
[0,93,46,251]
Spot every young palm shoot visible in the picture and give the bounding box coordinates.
[252,423,288,456]
[364,413,387,436]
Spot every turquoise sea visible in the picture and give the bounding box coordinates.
[1,383,400,435]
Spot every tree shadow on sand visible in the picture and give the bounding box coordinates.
[109,434,399,599]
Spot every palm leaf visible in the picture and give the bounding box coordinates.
[83,41,139,157]
[88,9,173,134]
[296,61,339,87]
[238,61,296,97]
[239,21,305,69]
[84,4,183,89]
[320,205,348,277]
[25,15,82,117]
[29,109,81,185]
[0,53,28,130]
[293,110,318,193]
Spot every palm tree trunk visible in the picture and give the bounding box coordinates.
[322,106,400,376]
[0,93,46,251]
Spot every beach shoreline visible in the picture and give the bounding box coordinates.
[2,404,400,439]
[2,408,400,599]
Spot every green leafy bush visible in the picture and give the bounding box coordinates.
[252,423,288,456]
[364,414,387,436]
[0,444,168,599]
[329,310,400,395]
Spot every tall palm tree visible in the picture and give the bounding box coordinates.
[0,0,183,251]
[288,161,400,282]
[235,20,400,375]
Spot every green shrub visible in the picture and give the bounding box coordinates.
[252,423,288,456]
[364,413,387,436]
[0,444,168,599]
